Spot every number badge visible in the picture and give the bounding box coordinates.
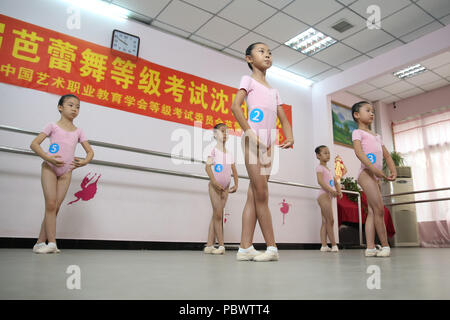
[367,153,376,164]
[49,143,60,154]
[249,108,264,123]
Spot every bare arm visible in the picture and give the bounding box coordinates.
[382,145,397,181]
[277,106,294,149]
[73,141,94,168]
[334,176,343,199]
[229,163,238,193]
[316,172,336,194]
[205,157,224,192]
[230,89,265,149]
[230,89,251,132]
[30,133,64,166]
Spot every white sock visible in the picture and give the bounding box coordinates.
[382,246,390,249]
[367,247,377,252]
[267,246,277,253]
[218,246,225,249]
[47,242,57,248]
[35,242,46,247]
[238,245,254,253]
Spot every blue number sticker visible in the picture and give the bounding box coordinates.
[367,153,376,164]
[329,179,335,187]
[214,164,223,173]
[249,108,263,123]
[49,143,59,154]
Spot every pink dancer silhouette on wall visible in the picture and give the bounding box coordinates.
[68,172,101,205]
[279,199,292,225]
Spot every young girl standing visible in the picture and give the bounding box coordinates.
[351,101,396,257]
[315,145,342,252]
[230,42,294,262]
[30,94,94,253]
[204,123,238,255]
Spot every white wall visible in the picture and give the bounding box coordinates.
[0,0,322,243]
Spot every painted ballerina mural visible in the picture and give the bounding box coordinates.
[279,199,292,225]
[68,172,101,205]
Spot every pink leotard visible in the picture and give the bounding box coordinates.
[208,147,235,189]
[42,123,87,177]
[239,75,282,148]
[316,165,335,199]
[352,129,384,181]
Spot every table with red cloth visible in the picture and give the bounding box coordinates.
[337,192,396,238]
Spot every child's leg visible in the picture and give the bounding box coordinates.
[37,163,57,244]
[208,183,225,247]
[55,171,73,215]
[358,170,389,248]
[206,219,216,247]
[317,197,328,247]
[240,184,257,249]
[219,189,229,245]
[244,153,276,248]
[41,164,72,243]
[365,206,375,249]
[318,194,336,246]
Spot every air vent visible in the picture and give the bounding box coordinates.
[331,19,354,33]
[396,166,412,178]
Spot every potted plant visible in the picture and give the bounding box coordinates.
[340,177,361,203]
[383,151,405,174]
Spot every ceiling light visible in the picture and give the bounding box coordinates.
[62,0,130,21]
[285,28,337,56]
[393,64,427,79]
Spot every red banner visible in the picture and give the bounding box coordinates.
[0,14,292,144]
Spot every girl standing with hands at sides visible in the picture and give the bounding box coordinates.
[351,101,396,257]
[315,145,342,252]
[30,94,94,253]
[230,42,294,262]
[204,123,238,255]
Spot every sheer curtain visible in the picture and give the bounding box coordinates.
[393,107,450,247]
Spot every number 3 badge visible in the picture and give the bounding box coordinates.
[367,153,376,164]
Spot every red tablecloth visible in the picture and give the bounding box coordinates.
[337,192,396,238]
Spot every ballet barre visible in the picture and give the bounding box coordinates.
[382,186,450,207]
[0,124,364,246]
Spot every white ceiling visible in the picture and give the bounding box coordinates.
[346,50,450,103]
[108,0,450,88]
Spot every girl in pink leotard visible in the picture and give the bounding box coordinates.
[204,123,238,255]
[30,94,94,254]
[315,145,342,253]
[230,42,294,262]
[351,101,396,258]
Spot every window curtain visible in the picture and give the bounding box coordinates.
[393,107,450,247]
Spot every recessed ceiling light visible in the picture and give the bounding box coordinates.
[284,28,337,56]
[61,0,130,21]
[393,64,427,79]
